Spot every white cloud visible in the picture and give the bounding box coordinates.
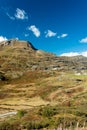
[15,8,28,20]
[60,51,87,57]
[6,8,28,20]
[28,25,40,37]
[6,13,15,20]
[81,51,87,57]
[79,37,87,43]
[57,33,68,39]
[45,30,57,38]
[60,52,80,57]
[61,34,68,38]
[0,36,7,42]
[25,34,29,37]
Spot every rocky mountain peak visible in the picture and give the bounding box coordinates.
[0,39,37,50]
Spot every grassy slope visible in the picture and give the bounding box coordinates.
[0,70,87,129]
[0,41,87,129]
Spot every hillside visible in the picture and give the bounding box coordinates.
[0,39,87,130]
[0,39,87,79]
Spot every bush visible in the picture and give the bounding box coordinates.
[54,116,79,128]
[17,109,27,118]
[39,106,57,118]
[0,122,20,130]
[0,74,6,81]
[0,122,12,130]
[75,111,86,117]
[26,120,49,130]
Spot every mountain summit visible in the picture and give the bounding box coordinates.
[0,39,55,78]
[0,39,37,50]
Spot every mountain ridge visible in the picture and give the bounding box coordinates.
[0,39,87,79]
[0,39,86,58]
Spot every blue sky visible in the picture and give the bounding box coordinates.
[0,0,87,56]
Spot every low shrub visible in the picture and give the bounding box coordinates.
[26,120,49,130]
[0,121,20,130]
[39,106,57,118]
[17,109,27,118]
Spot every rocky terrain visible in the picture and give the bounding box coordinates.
[0,39,87,130]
